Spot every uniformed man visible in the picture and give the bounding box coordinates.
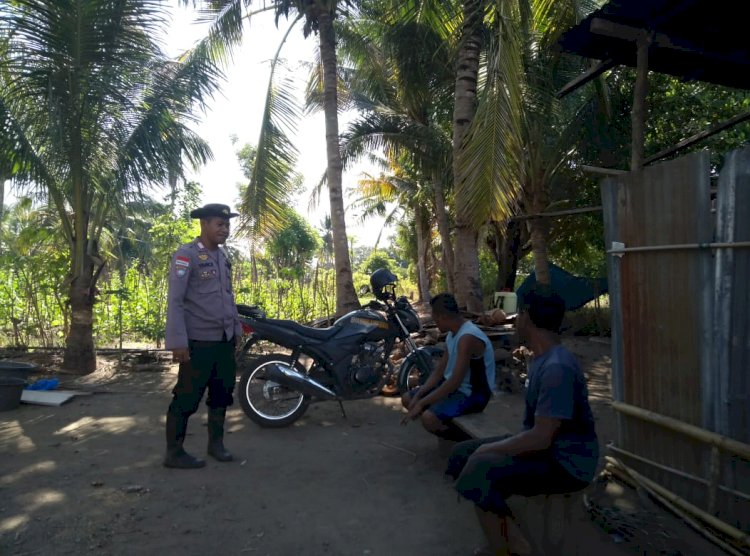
[163,203,243,469]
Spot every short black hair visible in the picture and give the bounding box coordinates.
[518,288,565,333]
[430,293,460,316]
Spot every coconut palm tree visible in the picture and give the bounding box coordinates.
[351,157,433,300]
[0,0,224,372]
[386,0,601,305]
[372,0,494,310]
[456,0,600,289]
[449,0,489,312]
[197,0,361,315]
[334,5,457,291]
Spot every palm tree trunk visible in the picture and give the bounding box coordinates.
[63,125,97,373]
[452,0,485,312]
[317,10,359,316]
[528,183,551,287]
[489,220,522,291]
[432,171,454,293]
[0,175,5,224]
[414,205,430,302]
[63,244,96,373]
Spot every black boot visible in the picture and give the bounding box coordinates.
[164,411,205,469]
[207,407,233,462]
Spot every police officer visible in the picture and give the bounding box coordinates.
[163,203,242,469]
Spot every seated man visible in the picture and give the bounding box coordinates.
[445,289,599,556]
[401,293,495,440]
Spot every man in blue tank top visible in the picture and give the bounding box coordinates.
[445,289,599,556]
[401,293,496,440]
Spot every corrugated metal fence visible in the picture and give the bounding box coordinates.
[601,147,750,533]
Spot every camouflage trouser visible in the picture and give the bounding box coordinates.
[168,338,236,416]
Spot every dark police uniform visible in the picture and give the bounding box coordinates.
[163,204,242,469]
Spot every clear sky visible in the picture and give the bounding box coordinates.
[165,2,391,248]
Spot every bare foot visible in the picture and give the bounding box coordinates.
[507,520,533,555]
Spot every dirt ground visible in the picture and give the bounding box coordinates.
[0,338,728,556]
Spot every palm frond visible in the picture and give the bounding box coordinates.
[381,0,462,42]
[240,14,303,240]
[455,8,525,226]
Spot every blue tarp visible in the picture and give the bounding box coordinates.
[516,263,607,311]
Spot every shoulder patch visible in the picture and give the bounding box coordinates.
[174,254,190,278]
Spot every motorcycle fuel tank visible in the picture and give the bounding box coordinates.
[334,309,392,341]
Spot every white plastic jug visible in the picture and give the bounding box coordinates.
[493,291,518,314]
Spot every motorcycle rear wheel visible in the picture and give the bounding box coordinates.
[237,354,311,428]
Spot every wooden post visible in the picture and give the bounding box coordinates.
[631,33,650,171]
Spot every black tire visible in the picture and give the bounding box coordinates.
[237,353,311,428]
[397,347,444,394]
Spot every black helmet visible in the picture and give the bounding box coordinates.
[370,268,398,301]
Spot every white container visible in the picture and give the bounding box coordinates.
[493,291,518,314]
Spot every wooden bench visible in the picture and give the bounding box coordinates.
[453,398,512,439]
[452,397,583,555]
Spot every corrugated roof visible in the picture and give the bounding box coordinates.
[559,0,750,91]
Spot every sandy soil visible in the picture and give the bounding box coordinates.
[0,338,728,556]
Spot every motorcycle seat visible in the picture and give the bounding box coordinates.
[265,319,340,341]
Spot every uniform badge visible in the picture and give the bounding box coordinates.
[198,254,208,261]
[174,255,190,278]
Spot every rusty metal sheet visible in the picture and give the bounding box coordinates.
[598,151,750,528]
[616,151,711,426]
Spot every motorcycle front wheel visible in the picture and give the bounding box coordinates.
[237,353,311,428]
[397,346,444,394]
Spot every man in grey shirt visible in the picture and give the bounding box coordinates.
[163,204,243,469]
[445,289,598,555]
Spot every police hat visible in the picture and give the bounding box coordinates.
[189,203,239,219]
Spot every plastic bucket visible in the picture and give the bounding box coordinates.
[0,361,37,382]
[0,377,25,411]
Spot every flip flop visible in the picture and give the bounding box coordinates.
[471,547,520,556]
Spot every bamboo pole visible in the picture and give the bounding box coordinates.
[606,457,748,556]
[1,346,173,354]
[511,206,602,221]
[581,164,627,176]
[645,108,750,166]
[612,401,750,461]
[707,446,722,516]
[607,241,750,254]
[607,444,750,503]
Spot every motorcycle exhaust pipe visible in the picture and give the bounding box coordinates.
[264,363,337,400]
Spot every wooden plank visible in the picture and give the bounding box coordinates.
[555,58,616,98]
[453,400,513,439]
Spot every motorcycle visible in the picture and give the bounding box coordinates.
[235,268,443,427]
